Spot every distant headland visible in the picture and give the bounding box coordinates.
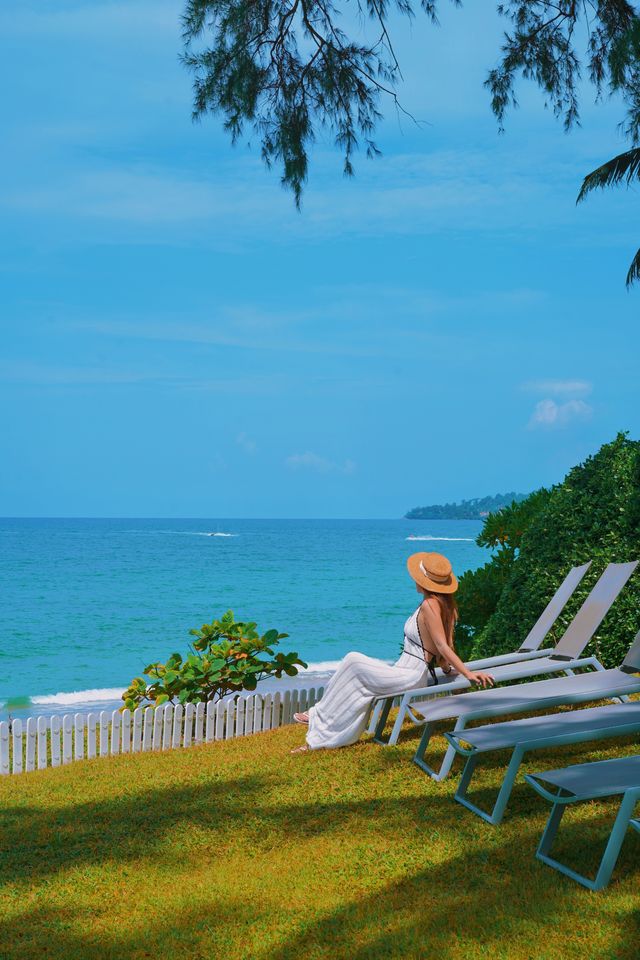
[405,492,528,520]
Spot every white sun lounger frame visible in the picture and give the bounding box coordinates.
[370,562,637,748]
[366,562,591,740]
[445,701,640,824]
[411,629,640,781]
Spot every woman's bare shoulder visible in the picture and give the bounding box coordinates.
[419,597,441,619]
[420,597,442,623]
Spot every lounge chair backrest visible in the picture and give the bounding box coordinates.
[622,631,640,674]
[551,561,638,661]
[519,562,592,652]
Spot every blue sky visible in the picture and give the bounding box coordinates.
[1,0,638,518]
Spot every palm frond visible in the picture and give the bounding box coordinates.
[626,247,640,287]
[577,147,640,203]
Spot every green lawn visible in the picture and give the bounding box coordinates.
[0,714,638,960]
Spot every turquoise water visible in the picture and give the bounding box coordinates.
[0,518,486,718]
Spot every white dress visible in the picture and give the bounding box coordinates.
[306,607,432,750]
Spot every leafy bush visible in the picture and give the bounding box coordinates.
[122,610,307,710]
[455,490,551,656]
[464,434,640,667]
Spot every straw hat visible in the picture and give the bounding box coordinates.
[407,551,458,594]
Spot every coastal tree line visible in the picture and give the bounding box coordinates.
[405,492,528,521]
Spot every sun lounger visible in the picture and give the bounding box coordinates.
[411,628,640,781]
[526,755,640,890]
[366,563,591,738]
[371,561,637,747]
[446,561,593,673]
[444,701,640,824]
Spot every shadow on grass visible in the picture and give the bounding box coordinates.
[269,816,640,960]
[0,771,465,885]
[0,901,257,960]
[1,815,638,960]
[0,773,269,883]
[2,727,639,960]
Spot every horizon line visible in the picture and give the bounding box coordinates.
[0,515,483,522]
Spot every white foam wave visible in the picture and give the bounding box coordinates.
[405,535,474,542]
[300,658,393,673]
[183,531,237,537]
[25,659,391,709]
[28,669,345,707]
[299,660,343,674]
[31,688,125,707]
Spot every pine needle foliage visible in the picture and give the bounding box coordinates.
[486,1,638,134]
[181,0,439,206]
[181,0,640,211]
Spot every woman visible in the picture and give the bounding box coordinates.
[291,551,494,753]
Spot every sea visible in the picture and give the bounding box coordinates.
[0,518,487,720]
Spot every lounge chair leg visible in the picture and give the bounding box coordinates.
[455,747,525,826]
[454,754,480,807]
[592,791,639,891]
[413,718,466,781]
[372,699,393,744]
[413,722,436,775]
[437,739,460,782]
[536,789,640,891]
[537,793,569,859]
[490,747,525,825]
[367,701,383,736]
[386,701,408,746]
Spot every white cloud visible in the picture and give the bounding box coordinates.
[285,452,356,475]
[528,398,593,429]
[525,379,592,397]
[236,432,257,455]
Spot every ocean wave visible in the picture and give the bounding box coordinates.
[31,688,125,707]
[21,671,344,708]
[405,535,475,542]
[180,530,238,537]
[16,661,387,711]
[300,658,392,673]
[1,696,31,709]
[299,660,343,674]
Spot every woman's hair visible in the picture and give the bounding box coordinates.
[424,590,458,665]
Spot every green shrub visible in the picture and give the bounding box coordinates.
[467,433,640,667]
[122,610,306,710]
[455,490,551,656]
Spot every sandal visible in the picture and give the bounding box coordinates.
[290,744,309,754]
[293,712,309,724]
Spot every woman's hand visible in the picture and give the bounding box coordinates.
[466,670,495,688]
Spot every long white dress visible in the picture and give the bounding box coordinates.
[306,607,432,750]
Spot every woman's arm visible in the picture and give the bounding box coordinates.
[419,599,494,688]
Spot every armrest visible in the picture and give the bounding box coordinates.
[462,649,548,670]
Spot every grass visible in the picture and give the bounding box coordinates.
[0,713,638,960]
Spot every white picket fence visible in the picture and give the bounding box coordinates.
[0,686,324,777]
